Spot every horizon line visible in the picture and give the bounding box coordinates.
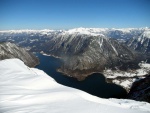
[0,27,149,31]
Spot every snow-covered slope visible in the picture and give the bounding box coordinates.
[0,59,150,113]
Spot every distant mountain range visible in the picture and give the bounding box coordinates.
[0,27,148,37]
[0,27,149,50]
[0,28,150,80]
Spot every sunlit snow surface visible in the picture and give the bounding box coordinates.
[0,27,149,36]
[0,59,150,113]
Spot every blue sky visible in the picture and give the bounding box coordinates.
[0,0,150,30]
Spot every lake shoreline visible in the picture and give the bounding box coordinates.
[35,53,127,99]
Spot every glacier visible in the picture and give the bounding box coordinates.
[0,59,150,113]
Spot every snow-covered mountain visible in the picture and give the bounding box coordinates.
[0,42,39,67]
[126,30,150,54]
[0,59,150,113]
[0,27,148,38]
[62,27,109,36]
[40,33,143,81]
[0,27,149,51]
[0,27,149,50]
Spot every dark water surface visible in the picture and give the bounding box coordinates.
[35,53,127,98]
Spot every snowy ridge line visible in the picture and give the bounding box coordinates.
[0,58,150,113]
[0,27,149,36]
[0,29,55,33]
[0,27,149,32]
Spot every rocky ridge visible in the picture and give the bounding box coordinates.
[0,42,39,67]
[127,75,150,103]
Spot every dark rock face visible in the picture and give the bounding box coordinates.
[0,42,39,67]
[127,75,150,103]
[41,34,141,80]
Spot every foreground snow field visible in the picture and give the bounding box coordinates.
[0,59,150,113]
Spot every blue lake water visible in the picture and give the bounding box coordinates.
[35,53,127,98]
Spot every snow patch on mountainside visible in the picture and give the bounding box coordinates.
[0,59,150,113]
[103,62,150,91]
[138,30,150,42]
[143,30,150,38]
